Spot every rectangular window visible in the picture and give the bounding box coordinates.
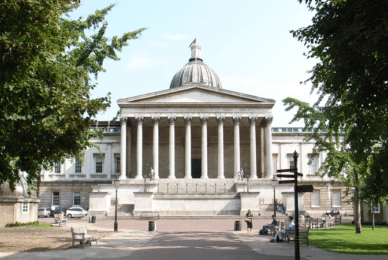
[311,191,320,207]
[332,191,341,207]
[288,155,295,169]
[22,202,29,213]
[73,192,81,205]
[371,202,380,213]
[75,157,82,173]
[95,156,103,173]
[115,156,120,174]
[53,192,60,205]
[272,154,278,173]
[310,155,318,174]
[54,162,61,173]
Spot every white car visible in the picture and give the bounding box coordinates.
[66,206,88,218]
[38,207,50,218]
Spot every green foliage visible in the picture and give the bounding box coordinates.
[285,0,388,233]
[0,1,146,191]
[309,223,388,255]
[5,221,51,228]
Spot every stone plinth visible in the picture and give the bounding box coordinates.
[132,192,154,216]
[88,192,111,216]
[239,192,260,216]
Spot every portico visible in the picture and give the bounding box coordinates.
[117,86,275,181]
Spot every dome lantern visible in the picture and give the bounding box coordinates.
[170,40,222,89]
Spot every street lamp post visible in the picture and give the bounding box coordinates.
[114,179,119,232]
[271,176,277,218]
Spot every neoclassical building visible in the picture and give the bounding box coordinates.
[38,43,353,218]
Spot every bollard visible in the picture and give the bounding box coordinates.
[234,220,242,231]
[91,216,96,223]
[149,220,156,231]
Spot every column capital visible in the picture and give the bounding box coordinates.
[152,116,160,123]
[168,116,176,124]
[233,116,241,124]
[120,116,127,124]
[216,116,225,124]
[262,116,273,127]
[248,116,257,124]
[135,116,144,124]
[184,116,192,124]
[200,116,209,123]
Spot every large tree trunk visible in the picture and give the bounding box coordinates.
[354,172,362,234]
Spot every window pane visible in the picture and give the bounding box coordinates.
[54,162,60,173]
[116,157,120,174]
[75,158,82,173]
[312,191,319,206]
[289,156,295,169]
[96,157,103,173]
[272,155,277,173]
[310,156,318,174]
[53,192,59,205]
[73,192,80,205]
[333,191,340,206]
[371,202,380,213]
[22,202,29,213]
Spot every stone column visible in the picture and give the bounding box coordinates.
[249,117,258,179]
[201,116,208,179]
[135,117,144,179]
[184,117,192,179]
[217,117,225,179]
[264,117,274,179]
[152,117,160,179]
[168,117,176,179]
[233,117,241,178]
[120,117,127,180]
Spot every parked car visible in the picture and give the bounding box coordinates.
[38,207,50,218]
[66,206,88,218]
[50,206,64,217]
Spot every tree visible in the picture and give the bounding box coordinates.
[0,1,146,191]
[361,148,388,230]
[284,0,388,234]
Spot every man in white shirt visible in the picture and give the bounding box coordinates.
[271,216,295,242]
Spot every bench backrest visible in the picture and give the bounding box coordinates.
[71,227,88,239]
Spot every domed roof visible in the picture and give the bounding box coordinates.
[170,41,222,89]
[0,179,37,199]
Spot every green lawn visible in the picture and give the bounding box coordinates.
[307,223,388,255]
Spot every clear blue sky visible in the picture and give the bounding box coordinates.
[70,0,319,127]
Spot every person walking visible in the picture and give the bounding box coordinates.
[245,209,253,235]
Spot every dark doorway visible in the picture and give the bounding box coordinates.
[192,159,201,178]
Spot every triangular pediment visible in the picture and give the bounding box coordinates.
[118,85,275,104]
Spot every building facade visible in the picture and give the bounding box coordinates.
[38,43,353,218]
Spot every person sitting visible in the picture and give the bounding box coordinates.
[262,215,278,234]
[270,216,295,242]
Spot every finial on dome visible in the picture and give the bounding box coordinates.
[189,38,202,61]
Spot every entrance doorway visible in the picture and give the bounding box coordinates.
[191,159,201,178]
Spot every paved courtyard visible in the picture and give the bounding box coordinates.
[0,218,386,260]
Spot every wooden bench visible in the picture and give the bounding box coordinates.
[267,222,280,236]
[54,214,67,227]
[71,227,98,249]
[285,225,309,246]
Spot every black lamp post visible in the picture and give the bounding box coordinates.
[271,176,277,218]
[114,179,119,232]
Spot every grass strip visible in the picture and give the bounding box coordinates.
[308,223,388,255]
